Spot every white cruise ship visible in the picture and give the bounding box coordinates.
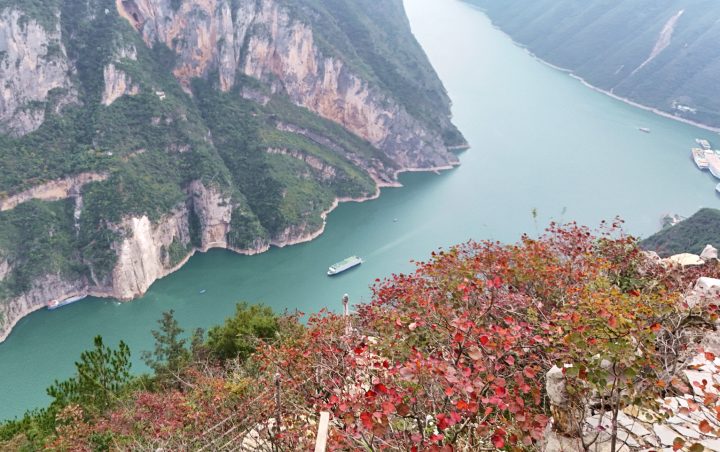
[692,148,709,169]
[706,151,720,179]
[328,256,362,275]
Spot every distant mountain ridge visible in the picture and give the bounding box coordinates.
[464,0,720,130]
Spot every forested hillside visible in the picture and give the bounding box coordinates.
[465,0,720,129]
[641,207,720,256]
[0,0,465,342]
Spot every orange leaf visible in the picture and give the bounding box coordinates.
[699,420,712,434]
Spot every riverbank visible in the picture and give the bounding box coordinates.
[487,23,720,134]
[0,161,461,344]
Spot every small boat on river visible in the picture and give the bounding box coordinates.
[47,294,87,310]
[639,128,650,133]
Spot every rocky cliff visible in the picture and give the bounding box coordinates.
[0,0,465,343]
[0,172,108,211]
[118,0,460,169]
[0,9,76,136]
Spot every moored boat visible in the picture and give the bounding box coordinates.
[47,294,87,310]
[328,256,362,275]
[692,148,709,169]
[696,138,712,150]
[639,127,650,133]
[706,151,720,179]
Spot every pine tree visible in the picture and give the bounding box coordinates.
[141,310,189,377]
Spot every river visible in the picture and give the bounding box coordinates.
[1,0,719,420]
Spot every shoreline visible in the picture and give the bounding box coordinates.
[489,19,720,134]
[0,162,460,344]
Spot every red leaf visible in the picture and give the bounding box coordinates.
[360,412,373,429]
[457,400,468,410]
[454,333,464,343]
[505,355,515,365]
[523,367,536,378]
[650,323,661,331]
[493,277,502,287]
[395,318,403,327]
[445,387,454,397]
[608,317,617,328]
[480,336,489,346]
[382,401,395,415]
[491,434,505,448]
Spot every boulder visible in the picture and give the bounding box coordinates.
[701,330,720,356]
[685,277,720,308]
[547,366,569,405]
[547,366,580,435]
[664,253,705,267]
[701,244,719,263]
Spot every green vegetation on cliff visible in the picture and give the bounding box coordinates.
[641,207,720,256]
[0,199,83,298]
[465,0,720,128]
[0,0,463,305]
[280,0,466,146]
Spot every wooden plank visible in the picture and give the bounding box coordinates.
[314,412,330,452]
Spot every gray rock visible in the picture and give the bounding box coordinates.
[701,244,719,263]
[547,366,569,405]
[701,331,720,357]
[701,438,720,452]
[654,424,683,447]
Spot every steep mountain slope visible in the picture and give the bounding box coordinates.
[0,0,465,342]
[465,0,720,129]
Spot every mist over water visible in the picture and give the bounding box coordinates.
[1,0,719,420]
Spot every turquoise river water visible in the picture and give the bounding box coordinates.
[2,0,720,420]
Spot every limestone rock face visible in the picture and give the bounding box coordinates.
[189,180,232,251]
[0,172,109,211]
[116,0,458,170]
[102,45,140,105]
[0,10,77,136]
[109,207,191,301]
[0,273,87,343]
